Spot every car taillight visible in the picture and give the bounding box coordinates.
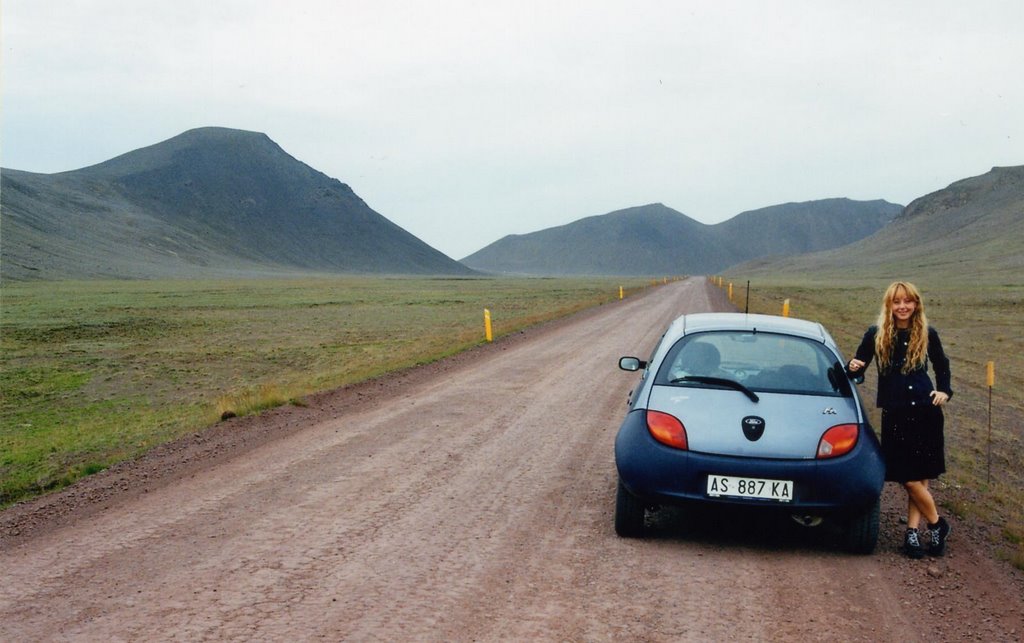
[647,410,688,450]
[817,423,859,458]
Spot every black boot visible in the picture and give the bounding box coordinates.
[903,528,924,559]
[927,517,951,557]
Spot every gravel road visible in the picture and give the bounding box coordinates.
[2,277,1021,641]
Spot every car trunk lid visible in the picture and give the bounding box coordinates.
[647,385,861,459]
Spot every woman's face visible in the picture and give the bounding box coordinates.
[890,288,918,328]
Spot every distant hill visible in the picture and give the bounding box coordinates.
[461,204,724,276]
[461,199,900,276]
[0,127,474,280]
[713,199,901,261]
[734,166,1024,284]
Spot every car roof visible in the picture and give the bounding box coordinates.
[662,312,834,346]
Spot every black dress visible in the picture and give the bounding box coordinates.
[853,326,953,482]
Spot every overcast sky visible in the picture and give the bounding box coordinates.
[3,1,1022,259]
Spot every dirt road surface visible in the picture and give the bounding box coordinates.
[2,278,1021,641]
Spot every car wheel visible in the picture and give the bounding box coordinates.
[844,497,880,554]
[615,479,646,537]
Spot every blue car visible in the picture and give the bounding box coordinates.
[615,312,884,553]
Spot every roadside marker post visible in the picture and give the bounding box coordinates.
[484,309,493,343]
[619,286,624,300]
[782,299,790,317]
[987,361,995,484]
[728,282,733,301]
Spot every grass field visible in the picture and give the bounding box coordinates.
[4,274,1020,569]
[720,277,1024,568]
[1,276,653,507]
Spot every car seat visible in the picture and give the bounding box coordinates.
[685,342,723,377]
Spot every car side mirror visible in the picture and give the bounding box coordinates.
[619,356,647,371]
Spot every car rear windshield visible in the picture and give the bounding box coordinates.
[654,331,850,397]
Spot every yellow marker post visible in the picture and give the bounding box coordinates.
[782,299,790,317]
[986,361,995,483]
[484,308,493,342]
[728,282,733,301]
[619,286,624,300]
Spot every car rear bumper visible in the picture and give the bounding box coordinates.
[614,409,884,513]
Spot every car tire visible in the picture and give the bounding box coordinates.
[844,497,880,554]
[615,479,646,537]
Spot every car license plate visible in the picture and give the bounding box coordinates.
[706,475,793,502]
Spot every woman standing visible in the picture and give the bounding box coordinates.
[848,281,953,559]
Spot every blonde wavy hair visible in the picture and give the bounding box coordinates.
[875,281,928,373]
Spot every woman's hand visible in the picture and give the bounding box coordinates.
[930,391,950,406]
[848,358,866,373]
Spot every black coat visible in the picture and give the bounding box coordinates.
[853,326,953,409]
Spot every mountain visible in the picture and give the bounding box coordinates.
[0,127,474,280]
[713,198,900,260]
[461,204,725,276]
[461,199,900,276]
[734,166,1024,284]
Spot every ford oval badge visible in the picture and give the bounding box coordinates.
[742,415,766,441]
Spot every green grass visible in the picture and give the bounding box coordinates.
[719,276,1024,569]
[1,275,653,507]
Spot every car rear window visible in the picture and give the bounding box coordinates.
[654,331,848,397]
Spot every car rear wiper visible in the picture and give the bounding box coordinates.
[670,376,760,403]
